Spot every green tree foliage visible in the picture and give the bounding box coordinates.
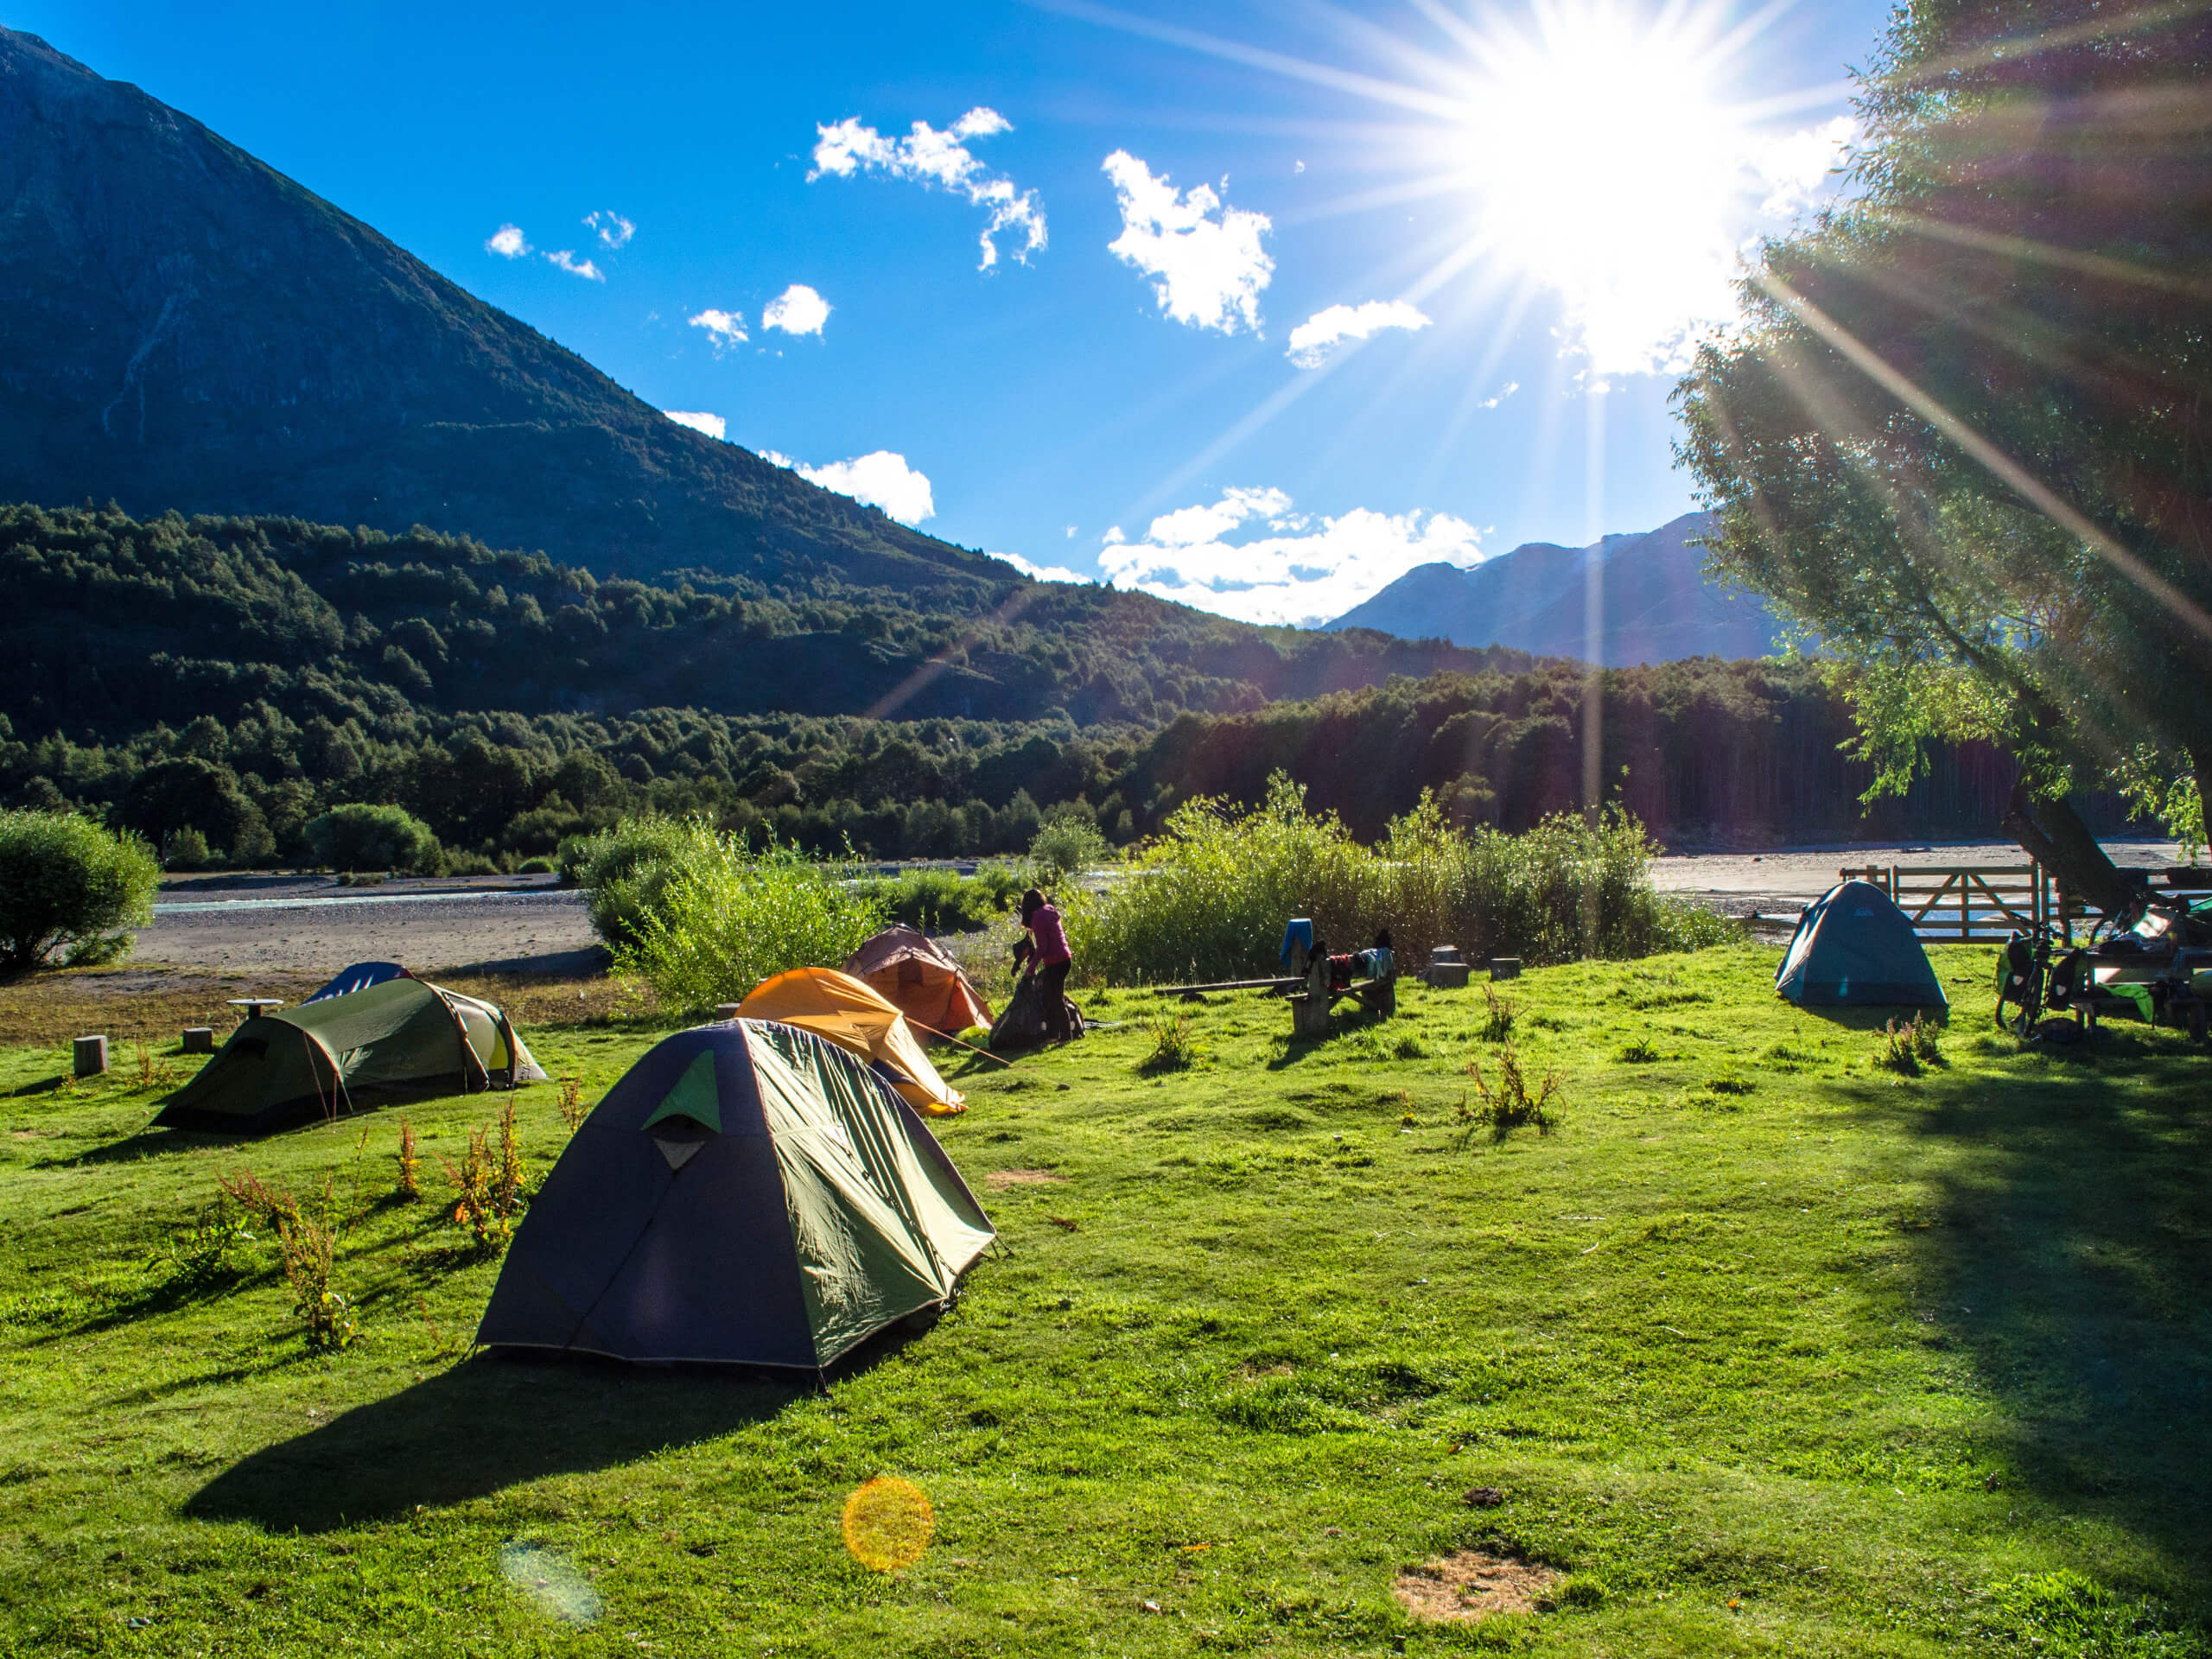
[608,822,886,1013]
[0,809,161,970]
[1676,1,2212,900]
[302,804,441,874]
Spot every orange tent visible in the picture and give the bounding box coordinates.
[842,926,994,1038]
[734,968,965,1116]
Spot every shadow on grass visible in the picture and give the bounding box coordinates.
[1870,1044,2212,1567]
[186,1321,931,1533]
[187,1356,801,1532]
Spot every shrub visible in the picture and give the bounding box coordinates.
[1136,1013,1198,1075]
[563,815,698,949]
[1615,1039,1662,1063]
[0,810,162,972]
[1459,1044,1561,1142]
[442,1106,526,1254]
[217,1167,299,1231]
[1480,983,1517,1042]
[856,867,1020,933]
[1065,772,1728,986]
[304,803,442,874]
[611,823,885,1014]
[1878,1014,1946,1076]
[1030,810,1112,885]
[162,826,213,871]
[278,1182,356,1352]
[149,1202,252,1293]
[557,1074,587,1132]
[395,1120,420,1200]
[517,857,556,875]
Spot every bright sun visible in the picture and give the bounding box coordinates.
[1457,2,1817,376]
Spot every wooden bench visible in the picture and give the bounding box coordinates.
[1287,970,1397,1037]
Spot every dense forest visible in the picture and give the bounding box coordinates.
[4,504,2111,868]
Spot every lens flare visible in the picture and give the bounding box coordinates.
[841,1477,935,1572]
[499,1541,602,1625]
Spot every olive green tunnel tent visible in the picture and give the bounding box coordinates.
[474,1020,995,1375]
[155,976,545,1135]
[1777,880,1949,1007]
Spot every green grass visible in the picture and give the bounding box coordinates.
[1,945,2208,1656]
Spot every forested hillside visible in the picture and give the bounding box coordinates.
[1123,662,2063,846]
[3,505,2088,866]
[0,502,1524,865]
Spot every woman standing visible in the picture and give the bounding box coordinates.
[1019,887,1073,1044]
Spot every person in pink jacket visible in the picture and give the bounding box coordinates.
[1018,887,1074,1043]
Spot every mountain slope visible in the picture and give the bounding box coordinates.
[0,27,993,591]
[1327,513,1784,664]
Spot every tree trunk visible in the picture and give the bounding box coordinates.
[1999,781,2136,915]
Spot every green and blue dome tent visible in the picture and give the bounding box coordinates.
[1776,879,1948,1007]
[475,1020,995,1376]
[155,976,543,1135]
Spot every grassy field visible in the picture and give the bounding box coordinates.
[1,944,2207,1656]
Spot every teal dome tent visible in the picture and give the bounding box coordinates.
[1777,880,1948,1007]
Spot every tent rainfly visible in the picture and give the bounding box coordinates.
[155,976,545,1135]
[304,960,410,1003]
[735,968,966,1116]
[842,925,993,1037]
[474,1020,994,1373]
[1776,880,1950,1007]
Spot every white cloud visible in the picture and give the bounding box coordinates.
[1285,300,1432,367]
[1064,525,1077,539]
[761,283,831,336]
[1752,117,1856,219]
[663,410,726,439]
[688,308,747,352]
[1102,151,1274,335]
[809,107,1046,270]
[1102,526,1126,545]
[544,249,603,282]
[485,223,530,258]
[1098,486,1485,626]
[585,210,635,250]
[763,448,935,526]
[1479,381,1520,409]
[996,550,1088,584]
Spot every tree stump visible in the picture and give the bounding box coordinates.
[73,1036,108,1077]
[181,1027,215,1054]
[1489,957,1522,981]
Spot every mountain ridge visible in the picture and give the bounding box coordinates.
[1328,512,1786,664]
[0,26,997,592]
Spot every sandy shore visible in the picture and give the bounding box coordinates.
[130,874,603,978]
[1651,837,2182,919]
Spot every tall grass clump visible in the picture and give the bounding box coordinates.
[611,821,885,1013]
[1067,774,1369,986]
[1066,771,1731,985]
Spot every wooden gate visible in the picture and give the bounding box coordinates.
[1840,863,2080,943]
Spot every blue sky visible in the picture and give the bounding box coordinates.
[15,0,1895,625]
